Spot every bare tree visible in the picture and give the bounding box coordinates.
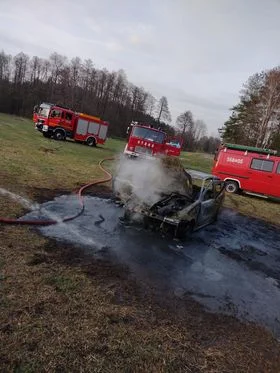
[223,67,280,149]
[176,111,194,135]
[156,96,171,123]
[0,51,12,81]
[194,119,207,141]
[13,52,29,85]
[146,93,156,117]
[256,68,280,147]
[0,50,183,142]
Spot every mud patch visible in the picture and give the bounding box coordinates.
[23,196,280,337]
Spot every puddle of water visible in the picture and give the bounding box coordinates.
[23,195,280,337]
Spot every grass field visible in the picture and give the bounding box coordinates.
[1,113,280,372]
[1,113,279,224]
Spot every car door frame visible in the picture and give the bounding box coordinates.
[197,177,216,227]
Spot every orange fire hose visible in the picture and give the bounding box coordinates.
[0,157,114,226]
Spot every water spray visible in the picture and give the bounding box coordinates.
[0,158,114,226]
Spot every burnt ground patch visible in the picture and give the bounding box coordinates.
[22,196,280,340]
[1,188,280,372]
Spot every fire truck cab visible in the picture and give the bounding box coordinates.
[33,102,109,146]
[212,143,280,199]
[124,122,182,157]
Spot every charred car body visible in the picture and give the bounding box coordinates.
[114,157,225,239]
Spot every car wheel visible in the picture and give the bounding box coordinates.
[53,130,65,141]
[225,180,239,193]
[86,137,96,147]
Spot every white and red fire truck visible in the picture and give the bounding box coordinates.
[212,143,280,199]
[124,122,182,157]
[33,103,109,146]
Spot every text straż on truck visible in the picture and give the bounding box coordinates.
[124,121,183,158]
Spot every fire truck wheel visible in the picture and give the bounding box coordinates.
[225,180,239,193]
[53,130,65,141]
[86,137,96,147]
[43,132,52,138]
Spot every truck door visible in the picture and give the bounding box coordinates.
[49,108,63,128]
[198,179,216,226]
[246,158,275,195]
[64,111,74,135]
[270,162,280,198]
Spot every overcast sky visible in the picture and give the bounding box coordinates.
[1,0,280,134]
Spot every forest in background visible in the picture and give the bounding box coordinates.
[0,50,220,153]
[222,67,280,151]
[1,51,280,153]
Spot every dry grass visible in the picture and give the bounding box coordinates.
[1,226,280,372]
[1,113,280,372]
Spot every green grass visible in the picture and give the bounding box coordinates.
[1,113,280,372]
[0,113,125,192]
[0,112,279,225]
[180,151,213,173]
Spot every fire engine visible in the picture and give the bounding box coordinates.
[124,122,182,157]
[33,102,109,146]
[212,143,280,199]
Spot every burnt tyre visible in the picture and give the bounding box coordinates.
[175,220,194,240]
[86,137,96,147]
[225,180,239,194]
[53,130,65,141]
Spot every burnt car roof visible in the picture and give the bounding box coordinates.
[186,169,220,181]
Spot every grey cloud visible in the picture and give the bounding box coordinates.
[1,0,280,132]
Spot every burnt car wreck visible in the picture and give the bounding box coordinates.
[113,157,225,239]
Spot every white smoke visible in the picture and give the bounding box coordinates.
[113,156,191,211]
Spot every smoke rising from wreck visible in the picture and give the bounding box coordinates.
[113,156,191,211]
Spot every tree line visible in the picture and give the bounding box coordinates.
[222,67,280,151]
[175,110,220,153]
[0,50,218,152]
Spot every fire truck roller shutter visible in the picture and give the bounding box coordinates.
[88,121,99,135]
[99,125,108,140]
[76,119,88,135]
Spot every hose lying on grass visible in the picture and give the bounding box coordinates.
[0,157,114,226]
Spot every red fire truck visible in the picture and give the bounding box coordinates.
[212,143,280,199]
[124,122,182,157]
[33,103,109,146]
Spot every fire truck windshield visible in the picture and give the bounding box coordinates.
[38,104,51,118]
[132,126,165,144]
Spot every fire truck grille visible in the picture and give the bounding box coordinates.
[135,146,153,155]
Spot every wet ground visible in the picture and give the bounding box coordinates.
[23,195,280,337]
